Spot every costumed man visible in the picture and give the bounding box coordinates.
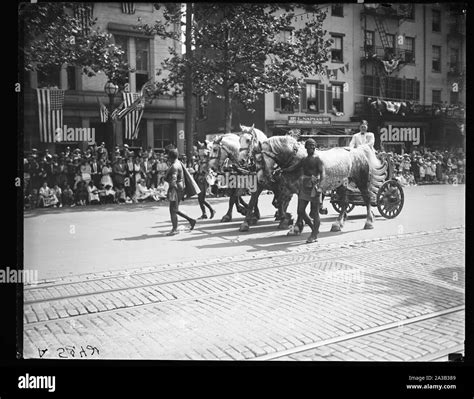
[164,148,197,236]
[195,150,216,219]
[294,138,323,244]
[349,120,375,150]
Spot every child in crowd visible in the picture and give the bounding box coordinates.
[62,185,74,206]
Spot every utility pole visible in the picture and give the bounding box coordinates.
[184,2,194,162]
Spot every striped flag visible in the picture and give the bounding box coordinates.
[97,98,109,123]
[73,3,94,35]
[121,92,145,140]
[110,101,124,120]
[36,89,65,143]
[121,3,135,14]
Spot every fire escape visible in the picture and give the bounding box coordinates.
[361,4,413,99]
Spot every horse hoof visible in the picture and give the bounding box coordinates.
[306,236,318,244]
[330,224,341,232]
[239,222,249,232]
[278,221,290,230]
[249,217,258,226]
[364,223,374,230]
[221,215,232,223]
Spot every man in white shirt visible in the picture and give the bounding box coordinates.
[349,120,375,150]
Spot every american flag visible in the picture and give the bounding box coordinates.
[121,93,145,140]
[97,98,109,123]
[73,3,94,35]
[121,3,135,14]
[110,101,124,120]
[36,89,65,143]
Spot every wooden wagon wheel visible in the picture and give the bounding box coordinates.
[331,201,355,214]
[376,180,404,219]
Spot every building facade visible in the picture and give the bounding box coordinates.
[198,3,465,152]
[23,3,187,154]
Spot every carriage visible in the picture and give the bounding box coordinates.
[329,153,405,219]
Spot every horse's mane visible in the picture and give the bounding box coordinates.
[261,135,306,168]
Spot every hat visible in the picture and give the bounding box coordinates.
[305,138,317,148]
[124,144,129,148]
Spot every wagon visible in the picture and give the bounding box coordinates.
[329,155,405,219]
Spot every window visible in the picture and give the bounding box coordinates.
[405,79,420,101]
[281,95,296,113]
[432,9,441,32]
[37,66,60,88]
[364,30,375,53]
[432,46,441,72]
[363,75,380,97]
[331,4,343,17]
[332,85,343,113]
[274,92,299,113]
[306,83,318,112]
[385,34,396,58]
[432,90,442,105]
[153,120,175,150]
[450,90,459,105]
[405,36,415,63]
[197,95,208,120]
[67,66,76,90]
[135,38,150,89]
[449,48,459,73]
[331,35,343,63]
[280,29,294,44]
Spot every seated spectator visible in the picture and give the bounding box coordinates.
[101,161,114,188]
[25,189,39,210]
[75,181,88,206]
[135,178,159,201]
[38,182,58,208]
[156,176,169,200]
[51,184,63,208]
[62,185,74,206]
[87,181,100,205]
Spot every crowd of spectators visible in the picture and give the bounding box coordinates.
[23,142,465,210]
[24,143,172,209]
[379,148,466,187]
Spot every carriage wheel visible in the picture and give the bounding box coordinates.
[376,180,404,219]
[331,201,355,214]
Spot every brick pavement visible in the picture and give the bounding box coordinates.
[23,226,465,360]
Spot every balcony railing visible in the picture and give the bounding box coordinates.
[354,101,466,119]
[361,4,414,19]
[361,46,414,64]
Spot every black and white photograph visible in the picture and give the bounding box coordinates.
[11,0,470,394]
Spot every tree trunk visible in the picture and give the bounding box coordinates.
[184,3,194,161]
[224,90,232,133]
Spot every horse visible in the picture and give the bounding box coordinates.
[256,135,387,239]
[237,125,295,231]
[208,133,254,222]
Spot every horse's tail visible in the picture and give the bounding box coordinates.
[359,146,387,196]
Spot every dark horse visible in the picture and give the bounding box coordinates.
[257,135,387,242]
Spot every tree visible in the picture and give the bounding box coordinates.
[141,3,333,133]
[20,2,132,87]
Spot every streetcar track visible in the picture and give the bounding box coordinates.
[252,306,464,361]
[24,228,463,290]
[23,246,462,308]
[23,235,462,304]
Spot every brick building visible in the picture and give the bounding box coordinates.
[197,3,466,152]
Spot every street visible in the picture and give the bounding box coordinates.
[22,184,465,360]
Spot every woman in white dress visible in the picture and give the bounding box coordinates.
[101,162,114,188]
[87,181,100,204]
[80,160,92,184]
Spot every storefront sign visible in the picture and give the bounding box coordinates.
[288,116,331,125]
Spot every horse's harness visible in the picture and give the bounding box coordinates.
[260,142,300,172]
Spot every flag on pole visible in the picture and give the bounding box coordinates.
[121,92,145,140]
[36,88,65,143]
[97,98,109,123]
[110,101,124,120]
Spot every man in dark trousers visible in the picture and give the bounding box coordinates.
[164,148,196,236]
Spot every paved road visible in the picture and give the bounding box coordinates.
[24,184,465,280]
[23,226,465,361]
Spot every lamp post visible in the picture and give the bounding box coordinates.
[104,81,119,151]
